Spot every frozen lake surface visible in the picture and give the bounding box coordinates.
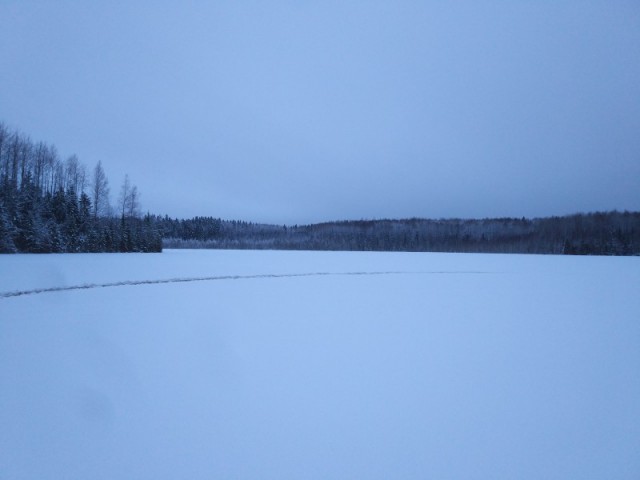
[1,250,639,479]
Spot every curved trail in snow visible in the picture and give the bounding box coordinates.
[0,270,494,299]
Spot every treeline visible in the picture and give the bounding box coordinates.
[160,212,640,255]
[0,122,162,253]
[3,122,638,256]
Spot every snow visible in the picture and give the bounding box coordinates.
[1,250,639,479]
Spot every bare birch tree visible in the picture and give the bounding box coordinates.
[91,160,110,218]
[119,174,140,218]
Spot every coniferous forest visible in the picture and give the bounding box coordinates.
[1,121,638,255]
[0,123,162,253]
[159,212,640,255]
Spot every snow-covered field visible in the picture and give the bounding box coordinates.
[1,250,639,479]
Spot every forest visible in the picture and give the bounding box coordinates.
[0,123,162,253]
[1,122,638,255]
[159,212,640,255]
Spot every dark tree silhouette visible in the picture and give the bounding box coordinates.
[0,122,161,253]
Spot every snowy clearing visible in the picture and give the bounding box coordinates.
[1,250,639,479]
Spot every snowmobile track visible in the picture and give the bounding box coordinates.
[0,270,493,299]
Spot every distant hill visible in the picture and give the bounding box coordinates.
[159,211,640,256]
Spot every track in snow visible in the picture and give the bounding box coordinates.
[0,270,494,299]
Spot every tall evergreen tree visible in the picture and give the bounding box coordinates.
[0,198,17,253]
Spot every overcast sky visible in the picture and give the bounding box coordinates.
[1,1,639,224]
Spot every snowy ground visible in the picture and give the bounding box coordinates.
[1,250,639,479]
